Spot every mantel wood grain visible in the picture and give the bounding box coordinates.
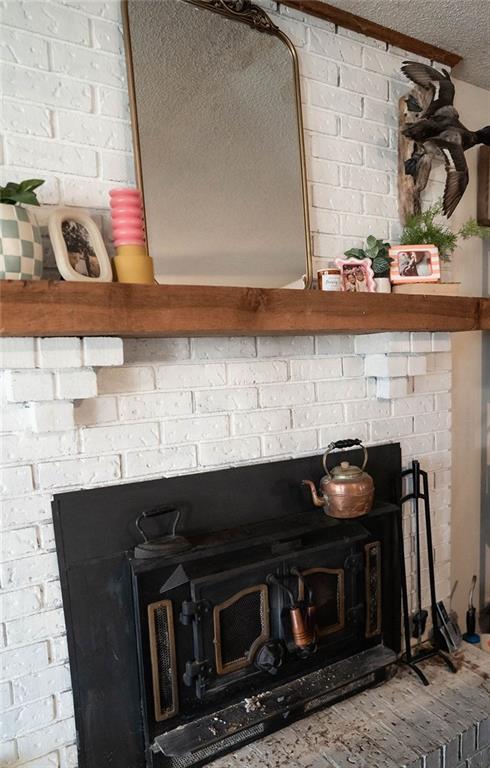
[479,298,490,330]
[0,281,482,337]
[278,2,462,68]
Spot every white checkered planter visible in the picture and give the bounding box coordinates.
[0,203,43,280]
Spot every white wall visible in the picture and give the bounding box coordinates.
[450,79,490,621]
[483,241,490,609]
[0,2,456,766]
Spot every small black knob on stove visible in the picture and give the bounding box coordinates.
[253,641,285,675]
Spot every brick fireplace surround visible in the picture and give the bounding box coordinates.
[1,332,490,768]
[1,330,456,768]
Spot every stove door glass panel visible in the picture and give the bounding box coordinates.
[214,584,270,675]
[299,568,345,636]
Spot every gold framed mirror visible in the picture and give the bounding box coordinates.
[122,0,312,288]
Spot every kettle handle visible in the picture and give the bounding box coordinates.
[322,439,368,479]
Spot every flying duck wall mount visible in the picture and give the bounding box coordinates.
[398,61,490,224]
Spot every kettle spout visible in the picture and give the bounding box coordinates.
[302,479,325,508]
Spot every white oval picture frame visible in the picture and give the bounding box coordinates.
[48,208,113,282]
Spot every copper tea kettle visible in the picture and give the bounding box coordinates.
[302,439,374,518]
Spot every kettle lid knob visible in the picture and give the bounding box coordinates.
[322,439,368,479]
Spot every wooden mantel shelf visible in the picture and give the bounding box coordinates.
[0,280,486,338]
[479,297,490,330]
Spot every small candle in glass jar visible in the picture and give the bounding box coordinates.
[318,268,341,291]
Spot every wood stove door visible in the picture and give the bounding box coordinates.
[283,538,374,655]
[188,558,282,697]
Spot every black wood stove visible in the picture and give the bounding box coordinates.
[53,444,402,768]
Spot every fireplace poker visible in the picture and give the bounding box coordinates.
[400,459,457,685]
[411,461,428,645]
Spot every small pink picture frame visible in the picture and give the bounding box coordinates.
[335,258,375,293]
[389,244,440,284]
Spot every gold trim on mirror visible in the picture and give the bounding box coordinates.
[185,0,279,31]
[121,0,313,288]
[121,0,145,216]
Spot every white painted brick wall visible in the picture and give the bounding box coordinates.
[5,371,55,403]
[0,1,452,764]
[1,332,453,767]
[0,0,443,275]
[54,369,97,400]
[29,402,75,433]
[118,390,192,420]
[365,354,408,377]
[81,337,123,367]
[121,444,197,478]
[0,340,37,370]
[37,339,82,369]
[376,377,411,400]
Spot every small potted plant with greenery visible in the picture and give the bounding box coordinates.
[396,200,490,294]
[0,179,44,280]
[400,200,490,261]
[344,236,393,293]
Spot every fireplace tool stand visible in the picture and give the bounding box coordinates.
[399,460,457,686]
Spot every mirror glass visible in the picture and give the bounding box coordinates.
[124,0,311,288]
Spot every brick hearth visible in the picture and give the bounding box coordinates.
[209,645,490,768]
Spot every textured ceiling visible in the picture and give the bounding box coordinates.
[326,0,490,90]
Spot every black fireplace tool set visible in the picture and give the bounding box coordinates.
[399,459,458,685]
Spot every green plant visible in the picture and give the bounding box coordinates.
[0,179,44,206]
[344,235,393,277]
[400,200,490,261]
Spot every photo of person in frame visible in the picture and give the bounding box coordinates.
[61,220,101,278]
[341,264,371,292]
[398,250,432,278]
[344,268,357,291]
[354,266,368,291]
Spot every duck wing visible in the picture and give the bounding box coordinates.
[401,61,455,114]
[430,138,468,217]
[403,108,458,142]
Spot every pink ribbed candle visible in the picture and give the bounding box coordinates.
[109,188,146,247]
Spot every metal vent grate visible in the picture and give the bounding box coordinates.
[213,585,269,674]
[159,723,266,767]
[300,568,345,636]
[148,600,178,721]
